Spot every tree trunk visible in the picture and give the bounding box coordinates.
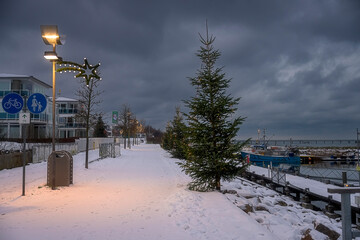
[85,86,92,169]
[128,130,131,149]
[216,175,221,191]
[85,119,89,169]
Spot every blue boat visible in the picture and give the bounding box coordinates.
[241,144,301,167]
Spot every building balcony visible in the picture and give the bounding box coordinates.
[0,112,48,123]
[58,122,86,129]
[0,90,31,97]
[59,109,78,114]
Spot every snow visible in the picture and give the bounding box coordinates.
[0,142,23,152]
[222,178,342,239]
[55,97,78,102]
[0,74,30,78]
[0,144,344,239]
[48,97,79,102]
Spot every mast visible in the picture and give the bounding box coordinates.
[357,128,359,166]
[263,129,266,145]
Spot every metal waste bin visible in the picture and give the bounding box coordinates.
[47,150,73,188]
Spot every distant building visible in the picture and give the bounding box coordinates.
[55,97,86,138]
[0,74,53,139]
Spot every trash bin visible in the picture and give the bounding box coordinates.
[47,150,73,188]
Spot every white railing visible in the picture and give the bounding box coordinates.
[75,137,119,152]
[32,143,78,163]
[32,138,122,163]
[99,143,121,159]
[31,137,145,163]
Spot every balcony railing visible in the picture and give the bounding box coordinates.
[0,90,30,97]
[59,109,78,114]
[58,123,86,128]
[0,112,48,122]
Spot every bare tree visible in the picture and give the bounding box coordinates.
[76,76,103,169]
[130,115,139,146]
[136,119,145,144]
[118,104,132,149]
[56,58,102,169]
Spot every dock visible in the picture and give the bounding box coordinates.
[242,167,360,224]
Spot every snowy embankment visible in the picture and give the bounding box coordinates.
[0,144,343,240]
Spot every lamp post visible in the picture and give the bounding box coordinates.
[41,25,64,151]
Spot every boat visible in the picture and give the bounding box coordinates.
[299,155,323,165]
[241,129,301,167]
[241,145,301,167]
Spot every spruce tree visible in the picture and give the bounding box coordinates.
[162,121,174,151]
[170,107,188,159]
[179,27,248,192]
[93,116,107,137]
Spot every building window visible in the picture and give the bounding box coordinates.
[60,130,66,138]
[9,124,19,138]
[11,80,22,92]
[68,130,75,138]
[0,124,7,138]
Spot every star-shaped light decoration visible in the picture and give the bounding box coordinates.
[57,58,102,86]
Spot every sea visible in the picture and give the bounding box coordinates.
[240,139,360,184]
[241,139,359,148]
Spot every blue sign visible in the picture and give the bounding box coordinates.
[2,92,24,114]
[27,93,47,114]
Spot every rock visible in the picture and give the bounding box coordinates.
[301,229,314,240]
[240,193,257,199]
[314,223,340,240]
[301,202,313,210]
[275,200,288,207]
[324,211,340,219]
[254,205,269,213]
[239,204,253,214]
[222,189,237,195]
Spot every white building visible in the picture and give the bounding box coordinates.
[0,74,53,139]
[0,74,86,140]
[55,97,86,138]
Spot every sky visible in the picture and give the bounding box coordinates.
[0,0,359,139]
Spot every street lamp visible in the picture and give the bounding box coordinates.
[44,51,59,60]
[41,25,64,151]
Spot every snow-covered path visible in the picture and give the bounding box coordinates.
[0,144,276,240]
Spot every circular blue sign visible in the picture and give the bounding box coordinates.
[27,93,47,114]
[2,92,24,114]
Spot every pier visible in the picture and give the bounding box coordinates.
[242,169,360,224]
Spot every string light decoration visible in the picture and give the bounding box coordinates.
[56,58,101,86]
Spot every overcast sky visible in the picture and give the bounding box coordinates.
[1,0,359,139]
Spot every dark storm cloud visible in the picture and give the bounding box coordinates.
[0,0,359,139]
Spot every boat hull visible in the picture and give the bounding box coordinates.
[241,152,301,167]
